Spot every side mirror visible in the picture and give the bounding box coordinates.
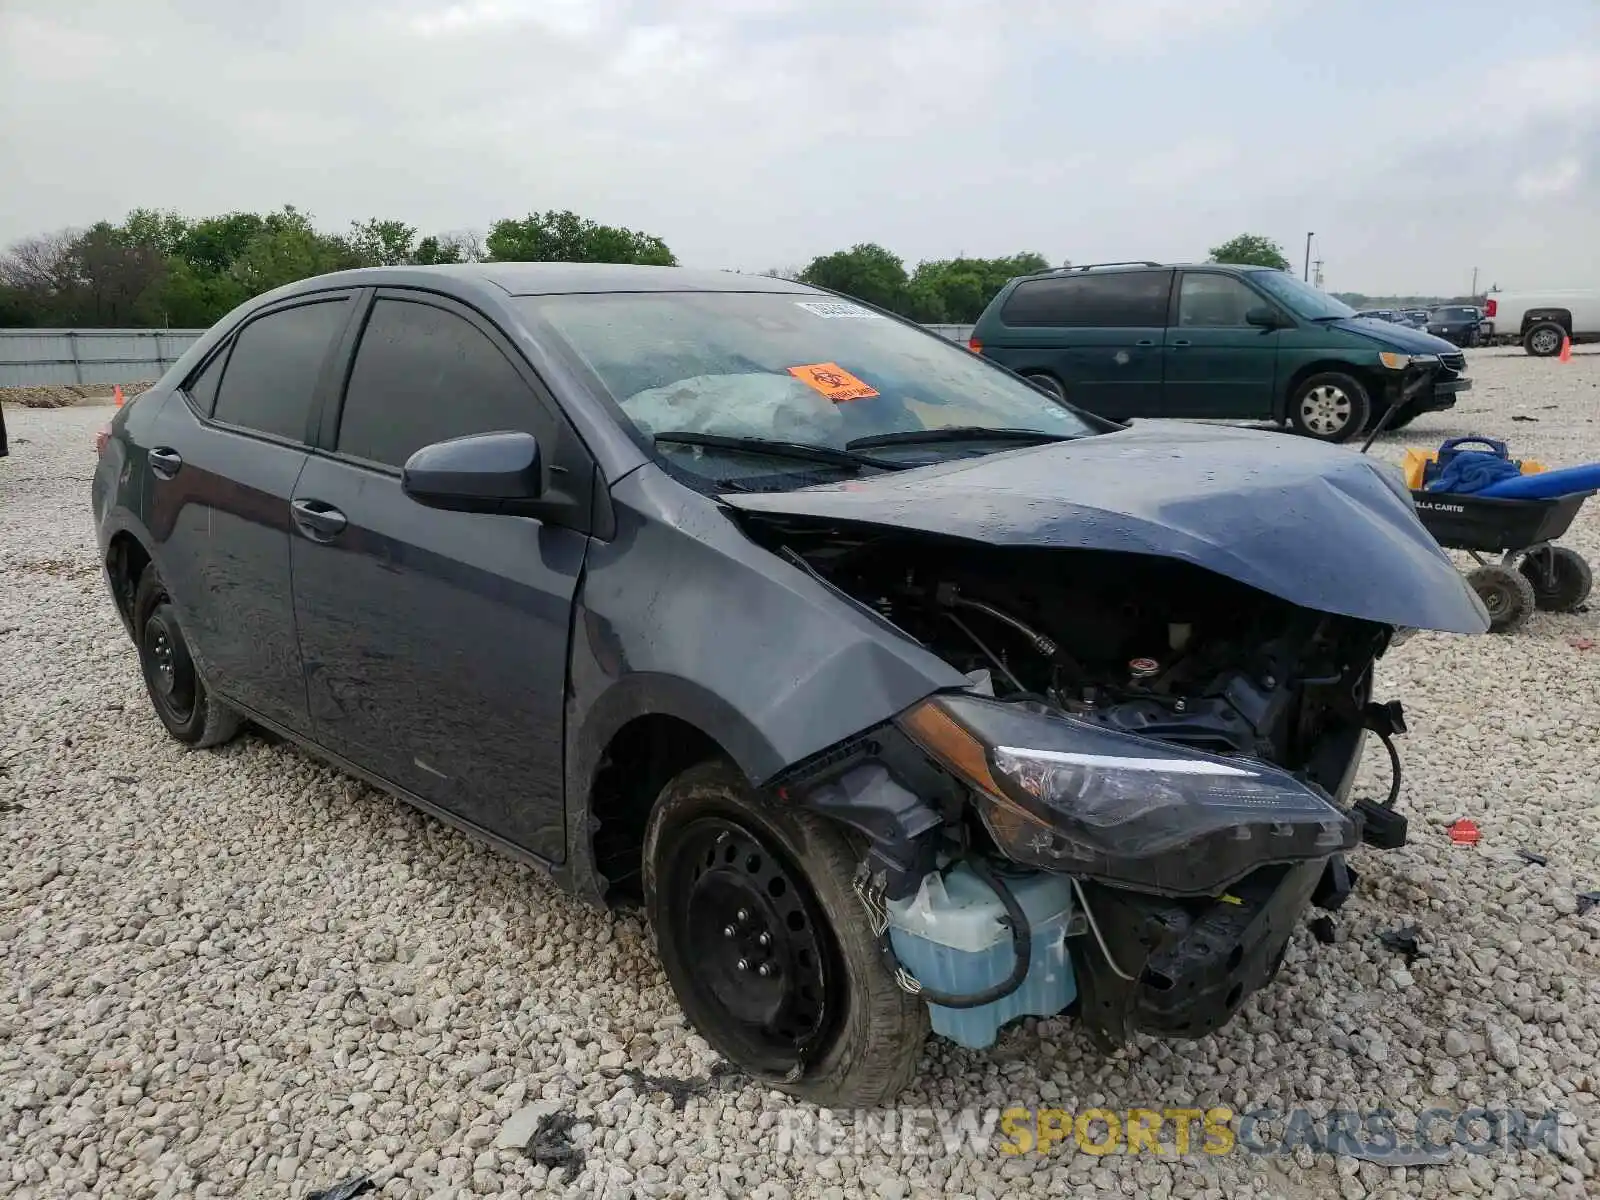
[402,430,543,515]
[1245,305,1283,329]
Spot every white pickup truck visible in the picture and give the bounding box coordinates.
[1483,288,1600,356]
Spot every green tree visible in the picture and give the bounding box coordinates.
[797,243,909,312]
[902,252,1050,322]
[1207,233,1290,271]
[346,218,418,267]
[485,210,675,265]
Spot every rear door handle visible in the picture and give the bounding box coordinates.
[148,447,183,479]
[290,499,348,542]
[1135,339,1156,347]
[1170,339,1192,348]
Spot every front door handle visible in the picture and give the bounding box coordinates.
[1170,339,1192,348]
[148,447,183,479]
[291,499,348,542]
[1135,339,1156,347]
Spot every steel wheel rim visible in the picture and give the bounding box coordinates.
[143,610,196,723]
[666,816,839,1065]
[1300,385,1352,436]
[1531,329,1560,354]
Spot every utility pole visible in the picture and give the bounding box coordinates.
[1470,266,1479,297]
[1304,232,1315,281]
[1313,260,1324,289]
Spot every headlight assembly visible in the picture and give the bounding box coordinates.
[1379,351,1438,370]
[898,694,1355,896]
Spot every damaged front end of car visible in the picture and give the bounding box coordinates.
[755,528,1425,1051]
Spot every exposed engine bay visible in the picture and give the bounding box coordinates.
[753,519,1410,1047]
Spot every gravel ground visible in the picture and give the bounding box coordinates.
[3,350,1600,1200]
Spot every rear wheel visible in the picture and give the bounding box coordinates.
[1519,546,1593,613]
[133,569,243,748]
[1524,322,1565,357]
[1288,372,1371,443]
[1466,564,1537,633]
[1022,372,1066,401]
[643,761,927,1105]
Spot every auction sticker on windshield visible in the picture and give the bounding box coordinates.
[794,300,883,319]
[787,362,880,402]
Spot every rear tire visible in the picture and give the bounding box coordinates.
[1519,546,1593,613]
[1524,322,1565,357]
[1022,371,1066,401]
[1466,564,1537,634]
[1288,372,1371,443]
[133,568,243,748]
[643,761,927,1106]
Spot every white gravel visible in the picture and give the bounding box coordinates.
[4,351,1600,1200]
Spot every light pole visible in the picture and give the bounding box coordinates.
[1304,232,1315,281]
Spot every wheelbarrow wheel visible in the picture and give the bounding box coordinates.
[1467,564,1537,633]
[1519,546,1593,613]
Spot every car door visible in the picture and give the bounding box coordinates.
[288,290,595,861]
[1162,271,1282,418]
[987,270,1171,418]
[142,294,357,733]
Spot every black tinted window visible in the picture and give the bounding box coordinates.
[1000,271,1172,328]
[212,301,348,440]
[337,299,541,468]
[184,345,229,417]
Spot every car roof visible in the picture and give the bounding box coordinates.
[273,262,819,299]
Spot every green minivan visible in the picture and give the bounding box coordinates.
[969,262,1471,443]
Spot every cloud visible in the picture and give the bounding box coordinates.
[1515,156,1583,199]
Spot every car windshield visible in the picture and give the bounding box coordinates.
[1435,307,1477,320]
[515,291,1099,485]
[1249,271,1356,320]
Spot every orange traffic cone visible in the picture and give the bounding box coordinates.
[113,384,125,407]
[1559,335,1573,363]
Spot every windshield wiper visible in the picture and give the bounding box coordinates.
[652,431,915,471]
[846,426,1077,451]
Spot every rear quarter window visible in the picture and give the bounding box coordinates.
[999,271,1173,328]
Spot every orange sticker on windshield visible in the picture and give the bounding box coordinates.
[787,362,879,402]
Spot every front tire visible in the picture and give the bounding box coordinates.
[643,761,927,1106]
[1288,372,1371,443]
[133,568,243,748]
[1524,322,1565,357]
[1466,564,1537,634]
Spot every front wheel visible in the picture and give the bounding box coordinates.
[1287,372,1372,443]
[643,761,927,1106]
[1021,371,1066,401]
[1466,563,1537,634]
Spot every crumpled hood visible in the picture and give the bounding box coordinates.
[1339,317,1461,355]
[723,423,1489,634]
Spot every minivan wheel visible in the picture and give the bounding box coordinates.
[643,761,927,1106]
[1524,322,1565,357]
[1021,372,1066,401]
[1288,372,1371,443]
[133,569,243,748]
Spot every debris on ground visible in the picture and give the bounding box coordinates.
[1570,636,1596,651]
[307,1176,375,1200]
[601,1062,745,1111]
[1448,819,1481,846]
[525,1108,583,1170]
[1515,848,1549,866]
[1577,891,1600,916]
[1511,414,1540,422]
[493,1099,566,1150]
[1344,1143,1453,1167]
[1307,916,1337,944]
[1378,925,1424,965]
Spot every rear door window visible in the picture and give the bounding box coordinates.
[1000,271,1173,328]
[336,298,551,469]
[183,345,229,417]
[211,300,350,441]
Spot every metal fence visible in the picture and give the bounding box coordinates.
[0,329,207,388]
[0,322,978,389]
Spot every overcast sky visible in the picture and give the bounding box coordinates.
[2,0,1596,295]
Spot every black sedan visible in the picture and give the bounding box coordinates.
[91,263,1487,1104]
